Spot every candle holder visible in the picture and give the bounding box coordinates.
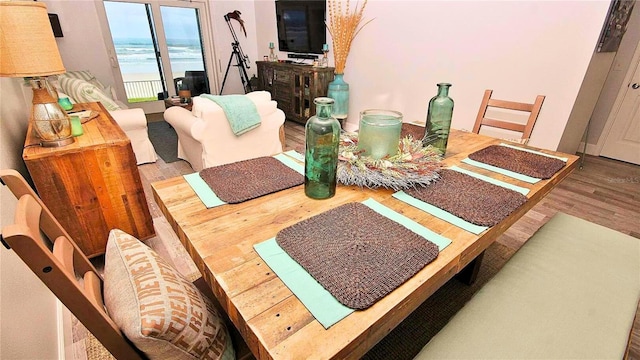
[268,42,278,62]
[357,109,403,159]
[320,43,329,67]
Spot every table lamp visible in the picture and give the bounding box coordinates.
[0,1,73,147]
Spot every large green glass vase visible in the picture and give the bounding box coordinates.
[327,73,349,122]
[305,97,341,199]
[422,83,454,155]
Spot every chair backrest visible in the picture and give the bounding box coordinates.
[472,89,545,144]
[0,169,145,360]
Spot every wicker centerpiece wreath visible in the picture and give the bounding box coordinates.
[337,132,443,190]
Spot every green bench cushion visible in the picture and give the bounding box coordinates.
[415,212,640,359]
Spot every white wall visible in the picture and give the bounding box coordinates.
[321,1,610,150]
[43,0,611,151]
[255,0,280,65]
[0,78,60,359]
[211,0,261,95]
[45,0,114,89]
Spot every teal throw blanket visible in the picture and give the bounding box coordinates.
[201,94,261,135]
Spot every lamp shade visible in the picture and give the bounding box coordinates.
[0,1,65,77]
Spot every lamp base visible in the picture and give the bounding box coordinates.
[30,81,74,148]
[40,137,75,147]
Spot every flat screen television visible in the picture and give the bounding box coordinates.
[275,0,326,55]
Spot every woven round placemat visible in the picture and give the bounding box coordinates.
[468,145,565,179]
[199,156,304,203]
[276,202,440,310]
[405,169,527,227]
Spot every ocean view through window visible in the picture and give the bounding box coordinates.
[104,1,209,103]
[114,37,205,100]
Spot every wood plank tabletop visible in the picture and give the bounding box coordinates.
[152,129,579,359]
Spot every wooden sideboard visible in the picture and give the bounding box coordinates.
[256,61,335,124]
[22,102,154,257]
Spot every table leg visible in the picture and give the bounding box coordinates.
[456,250,485,285]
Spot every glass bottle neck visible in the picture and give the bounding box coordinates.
[436,83,451,97]
[313,97,335,119]
[316,104,333,119]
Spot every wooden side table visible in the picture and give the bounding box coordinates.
[164,97,193,111]
[256,61,335,125]
[22,102,155,257]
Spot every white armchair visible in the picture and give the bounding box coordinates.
[163,91,285,171]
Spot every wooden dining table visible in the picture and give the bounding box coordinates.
[151,128,579,359]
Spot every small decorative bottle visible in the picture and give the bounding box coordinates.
[178,81,191,104]
[268,42,278,62]
[320,43,329,67]
[305,97,341,199]
[422,83,454,155]
[327,74,349,122]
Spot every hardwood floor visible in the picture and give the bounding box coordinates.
[134,120,639,358]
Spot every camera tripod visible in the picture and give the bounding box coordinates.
[219,11,252,94]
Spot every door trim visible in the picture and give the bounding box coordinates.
[595,40,640,155]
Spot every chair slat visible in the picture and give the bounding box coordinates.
[2,192,145,360]
[0,169,99,278]
[480,118,526,132]
[84,271,105,311]
[472,89,545,142]
[53,236,75,275]
[486,99,534,112]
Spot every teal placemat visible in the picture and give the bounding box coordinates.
[284,149,305,162]
[449,166,530,196]
[253,198,451,328]
[461,158,541,184]
[462,143,568,184]
[183,173,225,208]
[273,153,304,174]
[185,154,304,208]
[363,198,451,251]
[254,239,353,329]
[393,191,488,235]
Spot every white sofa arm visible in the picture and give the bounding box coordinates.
[164,107,206,142]
[108,108,157,165]
[109,108,147,132]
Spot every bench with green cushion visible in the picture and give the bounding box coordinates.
[415,212,640,359]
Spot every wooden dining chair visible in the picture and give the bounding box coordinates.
[472,89,545,144]
[0,169,145,359]
[0,169,247,360]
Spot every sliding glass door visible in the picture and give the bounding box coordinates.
[97,0,215,113]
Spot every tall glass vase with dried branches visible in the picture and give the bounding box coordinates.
[326,0,372,124]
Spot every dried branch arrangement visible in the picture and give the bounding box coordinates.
[326,0,373,74]
[337,132,443,191]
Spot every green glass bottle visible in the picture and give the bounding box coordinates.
[305,97,341,199]
[422,83,454,155]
